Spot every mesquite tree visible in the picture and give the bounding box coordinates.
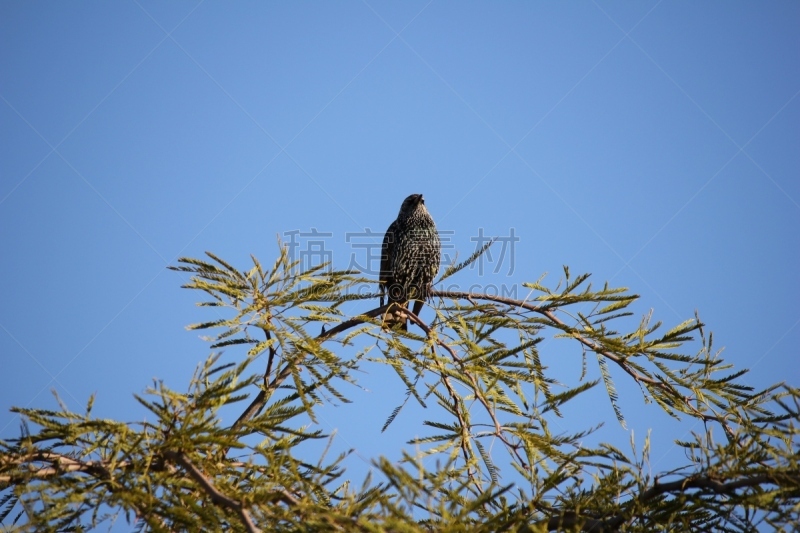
[1,245,798,532]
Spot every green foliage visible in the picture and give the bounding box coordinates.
[1,245,798,532]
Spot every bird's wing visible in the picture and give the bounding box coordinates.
[431,228,441,278]
[379,221,396,305]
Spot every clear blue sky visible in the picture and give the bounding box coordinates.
[2,0,798,510]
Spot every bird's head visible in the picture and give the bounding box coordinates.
[398,193,426,218]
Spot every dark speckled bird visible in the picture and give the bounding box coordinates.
[380,194,441,330]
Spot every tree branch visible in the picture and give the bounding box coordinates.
[539,470,800,532]
[163,450,262,533]
[430,290,733,430]
[405,308,534,476]
[639,471,800,501]
[0,451,121,485]
[230,305,390,433]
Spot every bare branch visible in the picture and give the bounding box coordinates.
[639,471,800,501]
[0,451,121,485]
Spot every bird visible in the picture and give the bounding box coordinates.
[380,194,441,330]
